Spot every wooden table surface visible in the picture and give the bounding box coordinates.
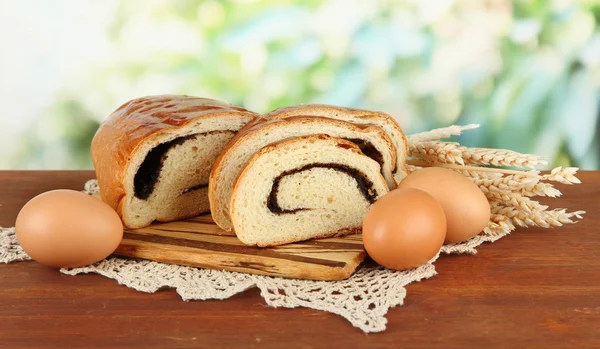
[0,171,598,349]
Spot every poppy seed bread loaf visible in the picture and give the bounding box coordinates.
[91,95,257,228]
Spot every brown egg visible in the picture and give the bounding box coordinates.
[397,167,491,243]
[363,187,446,270]
[15,189,123,268]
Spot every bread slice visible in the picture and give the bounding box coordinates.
[230,134,389,247]
[264,104,409,183]
[209,116,397,232]
[91,95,258,228]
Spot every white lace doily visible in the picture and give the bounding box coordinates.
[0,180,510,333]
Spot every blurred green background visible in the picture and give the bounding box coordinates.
[1,0,599,170]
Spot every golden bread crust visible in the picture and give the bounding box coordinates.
[264,104,410,179]
[91,95,257,219]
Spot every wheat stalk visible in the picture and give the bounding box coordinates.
[409,141,547,169]
[485,215,516,237]
[476,174,561,197]
[474,176,561,197]
[462,148,547,169]
[409,141,465,165]
[491,205,585,228]
[407,161,581,186]
[451,168,505,179]
[408,124,480,144]
[408,164,506,181]
[542,167,582,184]
[474,176,538,193]
[521,182,561,197]
[409,163,563,200]
[486,192,549,213]
[406,160,542,177]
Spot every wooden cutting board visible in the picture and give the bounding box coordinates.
[113,214,366,281]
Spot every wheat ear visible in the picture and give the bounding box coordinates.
[407,162,582,186]
[491,205,585,228]
[408,124,480,144]
[409,141,547,169]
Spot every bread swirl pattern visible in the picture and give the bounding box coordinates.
[230,135,389,247]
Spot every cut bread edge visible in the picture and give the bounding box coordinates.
[264,104,410,182]
[229,134,389,247]
[91,95,257,229]
[208,116,397,232]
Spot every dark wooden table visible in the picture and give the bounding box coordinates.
[1,171,598,348]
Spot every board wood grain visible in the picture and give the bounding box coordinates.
[114,214,366,280]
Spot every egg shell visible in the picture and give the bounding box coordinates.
[397,167,491,243]
[362,187,446,270]
[16,189,123,268]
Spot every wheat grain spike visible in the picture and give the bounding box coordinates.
[408,124,480,144]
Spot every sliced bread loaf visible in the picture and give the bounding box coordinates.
[91,95,257,228]
[264,104,409,183]
[209,116,397,232]
[230,134,389,247]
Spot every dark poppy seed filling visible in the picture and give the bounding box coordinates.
[267,162,378,215]
[134,131,233,200]
[344,138,384,167]
[180,183,209,196]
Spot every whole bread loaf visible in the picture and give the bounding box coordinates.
[91,95,257,228]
